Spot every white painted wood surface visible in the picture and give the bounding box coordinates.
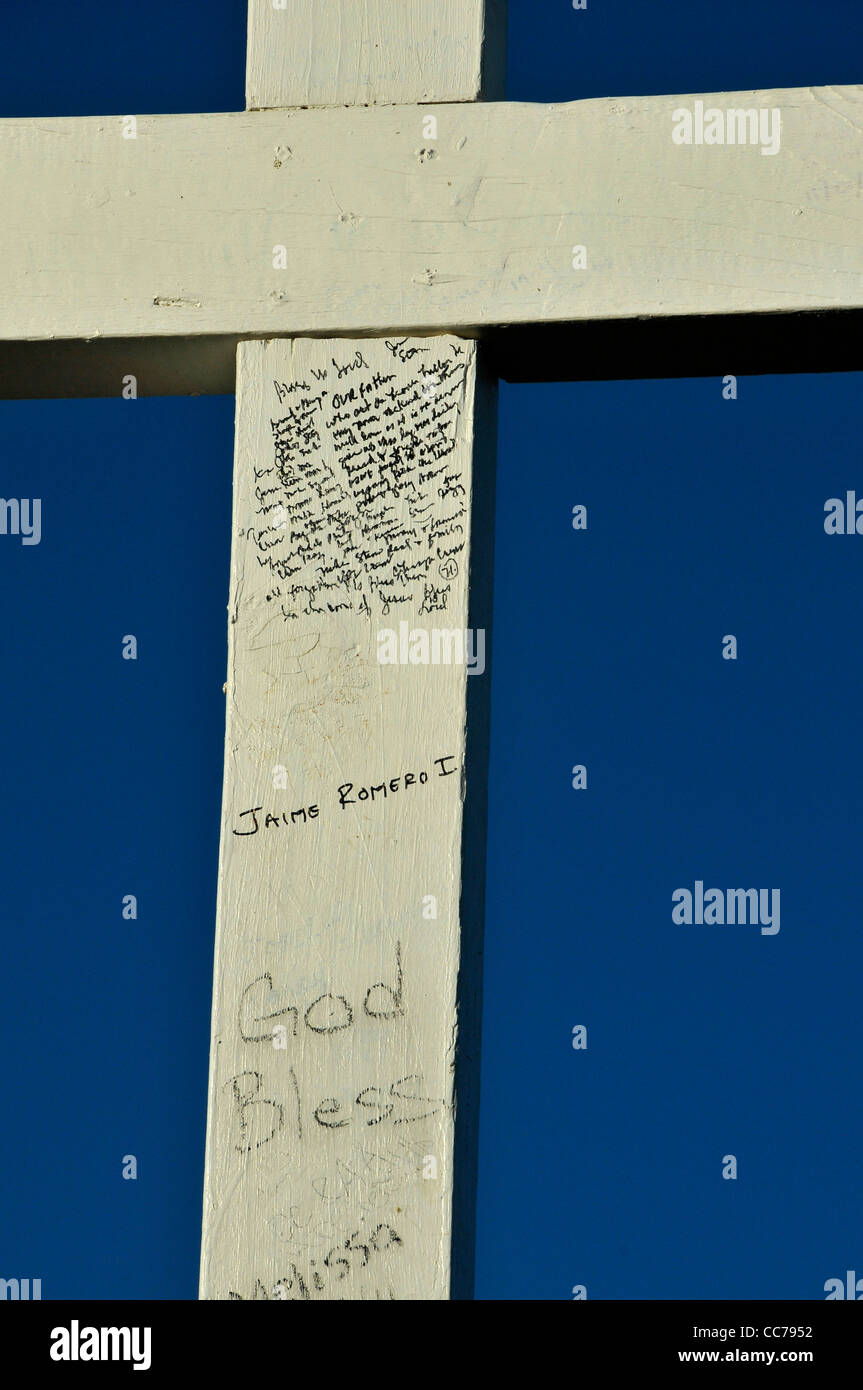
[199,335,480,1300]
[2,87,861,346]
[246,0,499,109]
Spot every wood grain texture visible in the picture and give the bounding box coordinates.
[199,335,482,1300]
[246,0,502,109]
[2,87,861,348]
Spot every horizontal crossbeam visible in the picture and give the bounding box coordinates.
[1,87,861,397]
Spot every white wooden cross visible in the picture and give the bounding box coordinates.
[2,1,861,1301]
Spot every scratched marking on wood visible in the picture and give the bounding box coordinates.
[199,335,477,1300]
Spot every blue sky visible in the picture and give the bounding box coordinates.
[0,1,861,1300]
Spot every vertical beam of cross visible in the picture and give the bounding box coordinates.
[246,0,506,108]
[199,1,504,1300]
